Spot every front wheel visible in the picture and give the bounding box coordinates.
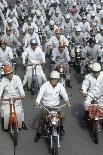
[93,120,99,144]
[51,136,58,155]
[11,123,18,146]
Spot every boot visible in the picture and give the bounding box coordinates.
[66,80,72,88]
[84,111,89,122]
[34,133,41,143]
[22,121,28,130]
[60,125,65,136]
[1,117,4,130]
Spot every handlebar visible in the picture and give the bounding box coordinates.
[1,96,24,102]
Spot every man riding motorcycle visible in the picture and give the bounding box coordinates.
[0,64,27,130]
[0,39,14,67]
[22,38,47,89]
[81,62,103,120]
[51,41,72,88]
[34,70,71,142]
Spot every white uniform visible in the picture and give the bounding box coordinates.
[22,22,38,33]
[47,35,69,48]
[82,72,103,111]
[0,75,25,129]
[23,32,41,49]
[22,46,47,87]
[36,81,69,107]
[0,46,13,67]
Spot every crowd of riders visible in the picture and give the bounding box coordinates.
[0,0,103,144]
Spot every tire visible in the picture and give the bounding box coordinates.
[93,120,98,144]
[12,123,18,146]
[51,136,58,155]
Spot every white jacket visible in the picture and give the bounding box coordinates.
[22,46,45,64]
[0,46,13,67]
[0,75,25,99]
[36,81,69,107]
[48,35,69,48]
[82,72,103,96]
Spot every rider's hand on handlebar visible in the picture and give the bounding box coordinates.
[23,64,27,69]
[65,101,71,107]
[33,101,39,108]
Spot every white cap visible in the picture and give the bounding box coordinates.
[50,71,60,79]
[76,26,81,31]
[65,14,70,19]
[91,12,95,16]
[49,20,55,25]
[92,63,101,72]
[36,10,41,16]
[7,18,12,23]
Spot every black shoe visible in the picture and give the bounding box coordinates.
[60,129,65,136]
[83,111,89,122]
[22,122,28,130]
[34,133,41,143]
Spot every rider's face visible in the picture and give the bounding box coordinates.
[1,44,6,50]
[50,78,59,87]
[92,71,100,78]
[55,33,61,39]
[31,44,37,50]
[59,47,64,53]
[6,72,13,81]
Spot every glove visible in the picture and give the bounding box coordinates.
[34,101,39,108]
[65,101,71,107]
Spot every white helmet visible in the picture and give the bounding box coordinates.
[36,10,41,16]
[49,20,55,25]
[50,71,60,79]
[65,14,70,20]
[76,26,81,32]
[92,63,101,72]
[91,12,95,16]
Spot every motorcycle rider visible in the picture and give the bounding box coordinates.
[81,37,101,75]
[0,64,28,130]
[22,25,41,50]
[51,41,72,88]
[63,13,74,36]
[95,25,103,45]
[0,39,14,67]
[50,9,64,29]
[1,26,21,50]
[22,38,47,89]
[43,20,58,41]
[22,16,38,35]
[34,70,71,142]
[47,28,69,49]
[81,62,103,120]
[33,10,45,29]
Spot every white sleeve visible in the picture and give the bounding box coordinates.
[16,76,25,97]
[82,75,90,94]
[36,84,46,104]
[59,84,69,101]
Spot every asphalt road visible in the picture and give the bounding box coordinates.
[0,0,103,155]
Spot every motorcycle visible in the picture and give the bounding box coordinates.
[74,45,82,72]
[1,97,23,145]
[39,103,70,155]
[87,94,103,144]
[38,27,45,45]
[27,64,40,95]
[0,65,4,80]
[57,64,66,88]
[69,41,76,64]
